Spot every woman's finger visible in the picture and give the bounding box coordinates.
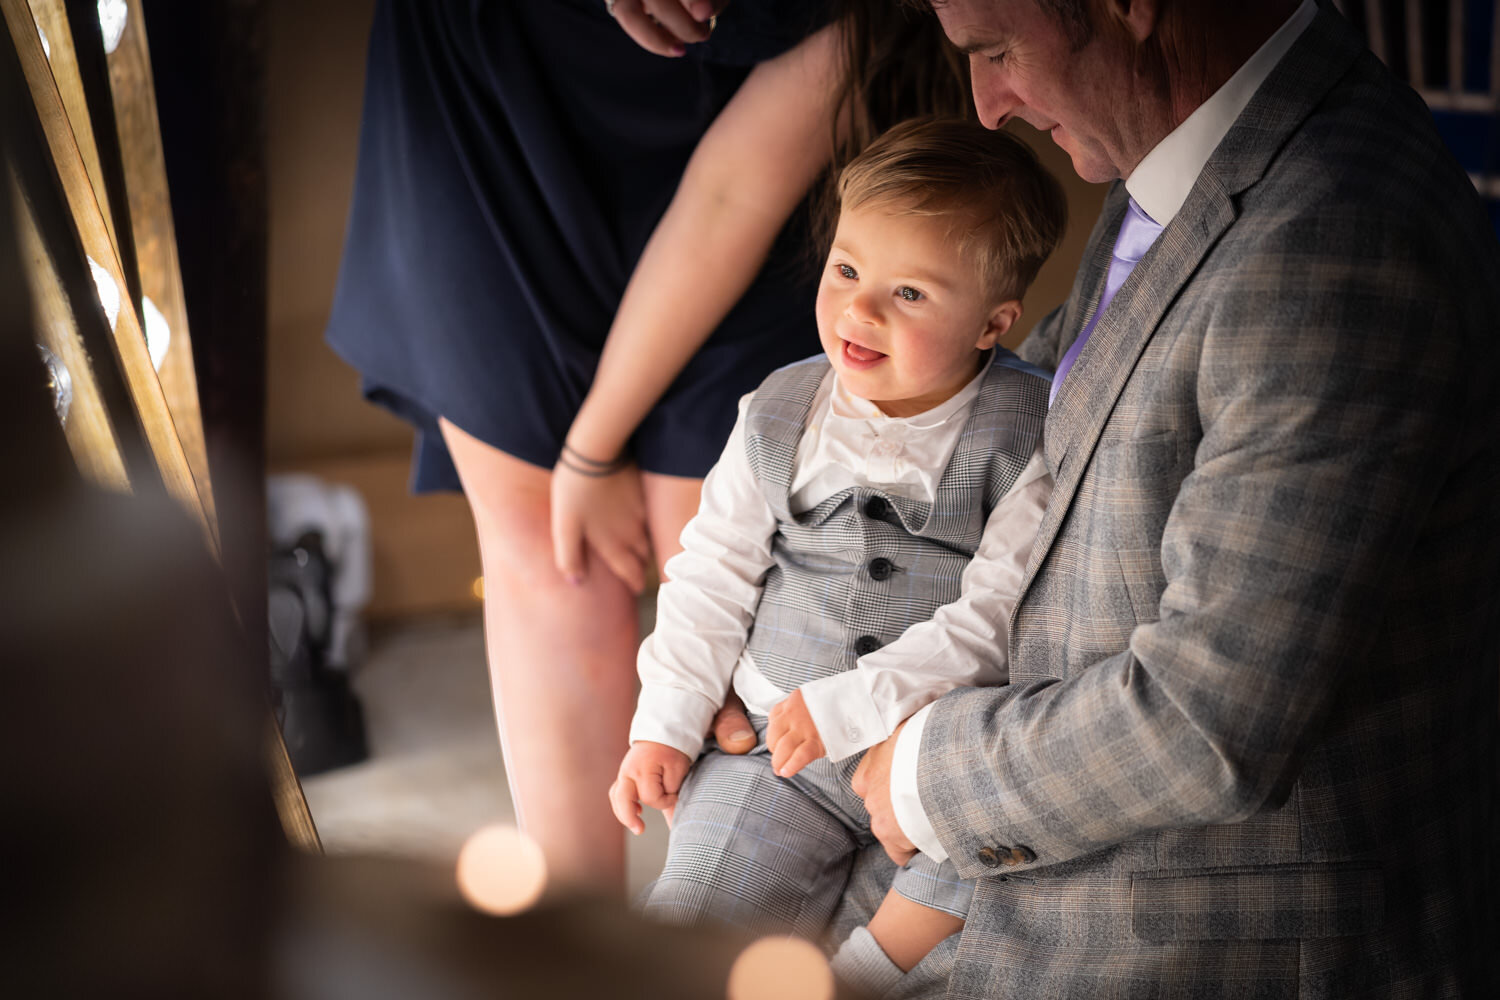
[611,0,687,57]
[642,0,709,43]
[551,505,587,585]
[595,536,648,594]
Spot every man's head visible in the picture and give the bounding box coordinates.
[929,0,1299,183]
[816,117,1066,416]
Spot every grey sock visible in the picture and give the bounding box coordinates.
[830,925,904,998]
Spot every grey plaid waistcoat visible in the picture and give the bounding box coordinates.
[742,352,1048,694]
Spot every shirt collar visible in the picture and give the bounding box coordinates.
[829,353,990,432]
[1125,0,1317,225]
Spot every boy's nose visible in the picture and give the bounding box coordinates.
[844,289,882,325]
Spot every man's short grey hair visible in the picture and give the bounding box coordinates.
[920,0,1095,51]
[1035,0,1093,49]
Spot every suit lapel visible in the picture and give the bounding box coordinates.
[1026,181,1239,592]
[1012,8,1366,621]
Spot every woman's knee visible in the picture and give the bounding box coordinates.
[438,418,556,564]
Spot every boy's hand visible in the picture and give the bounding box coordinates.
[767,689,825,778]
[610,741,692,835]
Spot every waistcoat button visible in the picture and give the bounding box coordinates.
[854,635,881,656]
[864,496,890,520]
[868,557,894,581]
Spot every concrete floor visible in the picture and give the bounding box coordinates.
[300,605,670,899]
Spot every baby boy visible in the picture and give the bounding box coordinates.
[612,116,1066,996]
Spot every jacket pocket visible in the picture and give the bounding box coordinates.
[1130,862,1384,942]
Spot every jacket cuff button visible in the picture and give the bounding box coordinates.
[1005,846,1036,865]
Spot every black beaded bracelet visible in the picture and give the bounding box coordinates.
[559,443,627,477]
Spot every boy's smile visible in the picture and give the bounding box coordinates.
[816,200,1021,417]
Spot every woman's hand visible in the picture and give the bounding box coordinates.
[551,458,651,594]
[606,0,728,58]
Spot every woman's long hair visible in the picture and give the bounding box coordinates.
[811,0,974,261]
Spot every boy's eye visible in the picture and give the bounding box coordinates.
[837,263,857,280]
[897,286,923,302]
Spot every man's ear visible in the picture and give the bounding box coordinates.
[1102,0,1160,43]
[977,299,1023,350]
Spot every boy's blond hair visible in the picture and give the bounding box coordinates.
[834,116,1067,301]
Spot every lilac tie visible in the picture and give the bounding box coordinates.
[1049,197,1164,405]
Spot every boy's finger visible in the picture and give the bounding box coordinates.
[766,711,786,748]
[608,777,644,835]
[637,769,670,810]
[663,803,675,829]
[770,735,800,776]
[778,742,820,779]
[662,758,689,795]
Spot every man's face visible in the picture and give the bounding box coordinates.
[936,0,1132,183]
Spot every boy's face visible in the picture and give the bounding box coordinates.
[816,200,1020,417]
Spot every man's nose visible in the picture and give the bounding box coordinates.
[970,63,1017,130]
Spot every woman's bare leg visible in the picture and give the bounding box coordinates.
[440,418,638,893]
[638,471,703,575]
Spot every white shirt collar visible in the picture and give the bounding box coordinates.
[1126,0,1318,225]
[828,353,989,433]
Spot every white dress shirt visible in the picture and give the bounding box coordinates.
[630,361,1052,763]
[889,0,1320,863]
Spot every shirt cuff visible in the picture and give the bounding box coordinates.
[799,670,890,761]
[629,685,720,759]
[891,702,946,862]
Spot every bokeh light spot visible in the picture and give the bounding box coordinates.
[455,824,547,917]
[727,937,834,1000]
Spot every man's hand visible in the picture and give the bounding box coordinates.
[609,741,692,835]
[767,689,825,777]
[852,721,917,865]
[710,692,756,754]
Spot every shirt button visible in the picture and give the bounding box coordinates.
[847,727,861,742]
[854,635,881,656]
[864,496,890,520]
[868,557,894,581]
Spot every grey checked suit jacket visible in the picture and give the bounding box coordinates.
[910,10,1500,998]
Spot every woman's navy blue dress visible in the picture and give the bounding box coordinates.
[326,0,828,491]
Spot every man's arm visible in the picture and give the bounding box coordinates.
[899,203,1471,878]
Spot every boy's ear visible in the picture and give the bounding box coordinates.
[976,299,1023,350]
